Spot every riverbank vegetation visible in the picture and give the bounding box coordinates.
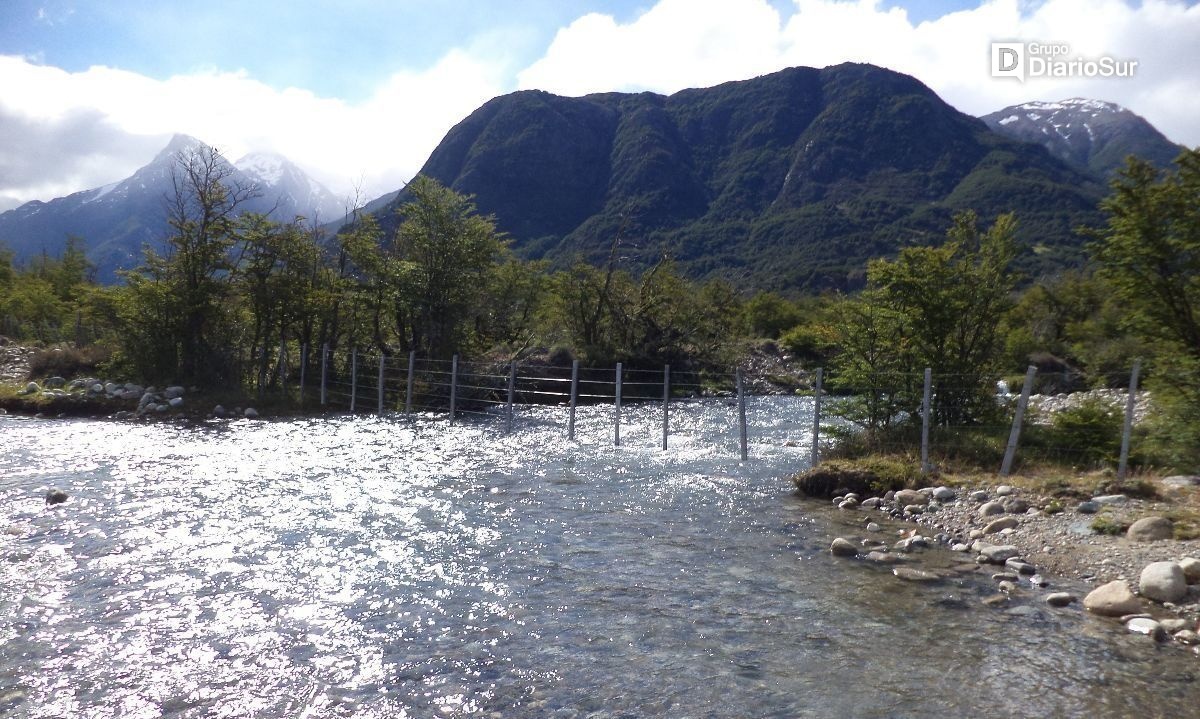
[2,147,1199,469]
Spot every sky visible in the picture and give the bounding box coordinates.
[1,0,1198,213]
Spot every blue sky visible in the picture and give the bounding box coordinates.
[1,0,1197,210]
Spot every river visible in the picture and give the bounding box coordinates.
[1,398,1196,717]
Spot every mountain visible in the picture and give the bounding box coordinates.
[981,99,1184,178]
[0,135,342,282]
[235,151,343,224]
[376,63,1107,291]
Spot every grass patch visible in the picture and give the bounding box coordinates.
[1090,514,1129,536]
[793,456,928,498]
[27,344,112,380]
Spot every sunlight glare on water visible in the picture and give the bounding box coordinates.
[1,398,1198,717]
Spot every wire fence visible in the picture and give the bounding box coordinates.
[266,343,764,460]
[260,342,1153,474]
[819,361,1150,478]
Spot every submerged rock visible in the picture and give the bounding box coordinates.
[44,489,68,505]
[830,538,858,557]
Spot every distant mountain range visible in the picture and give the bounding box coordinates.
[0,134,343,282]
[375,63,1117,290]
[982,98,1184,178]
[2,63,1188,291]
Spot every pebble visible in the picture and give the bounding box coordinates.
[1046,592,1076,607]
[865,522,881,532]
[893,567,941,582]
[950,543,969,552]
[1175,630,1199,645]
[983,517,1019,534]
[998,580,1017,593]
[1004,558,1036,575]
[1126,617,1168,642]
[978,544,1020,564]
[830,538,858,557]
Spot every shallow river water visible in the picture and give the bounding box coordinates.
[1,398,1198,718]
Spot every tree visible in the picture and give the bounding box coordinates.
[118,143,258,383]
[829,211,1019,430]
[392,176,506,358]
[1088,149,1200,468]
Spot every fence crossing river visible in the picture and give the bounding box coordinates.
[305,345,765,462]
[268,344,1149,476]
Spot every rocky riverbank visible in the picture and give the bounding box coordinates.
[803,476,1200,653]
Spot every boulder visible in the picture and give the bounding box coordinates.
[243,407,259,419]
[165,386,185,399]
[932,487,956,501]
[1178,557,1200,584]
[44,376,66,389]
[19,381,39,395]
[996,485,1015,497]
[1139,562,1187,603]
[1076,501,1100,514]
[44,489,68,505]
[894,489,928,507]
[830,538,858,557]
[1126,516,1173,542]
[1003,498,1030,514]
[978,501,1005,517]
[968,490,989,503]
[1083,580,1142,616]
[1092,494,1128,505]
[168,397,184,409]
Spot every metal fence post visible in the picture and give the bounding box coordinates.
[1000,365,1038,477]
[405,350,415,414]
[299,343,308,406]
[1117,360,1142,480]
[568,359,580,440]
[506,360,516,434]
[278,338,287,395]
[350,347,358,413]
[811,368,824,467]
[377,354,385,416]
[614,362,623,447]
[921,367,932,474]
[662,364,670,451]
[320,343,328,406]
[449,354,458,424]
[737,367,748,461]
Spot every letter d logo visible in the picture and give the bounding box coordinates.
[991,42,1025,80]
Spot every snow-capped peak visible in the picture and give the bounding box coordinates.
[236,152,290,187]
[1015,98,1126,115]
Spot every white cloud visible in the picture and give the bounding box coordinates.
[0,50,510,211]
[3,0,1198,213]
[518,0,1200,149]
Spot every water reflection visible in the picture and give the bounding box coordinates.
[0,400,1196,717]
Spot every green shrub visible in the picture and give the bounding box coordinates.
[1035,397,1123,466]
